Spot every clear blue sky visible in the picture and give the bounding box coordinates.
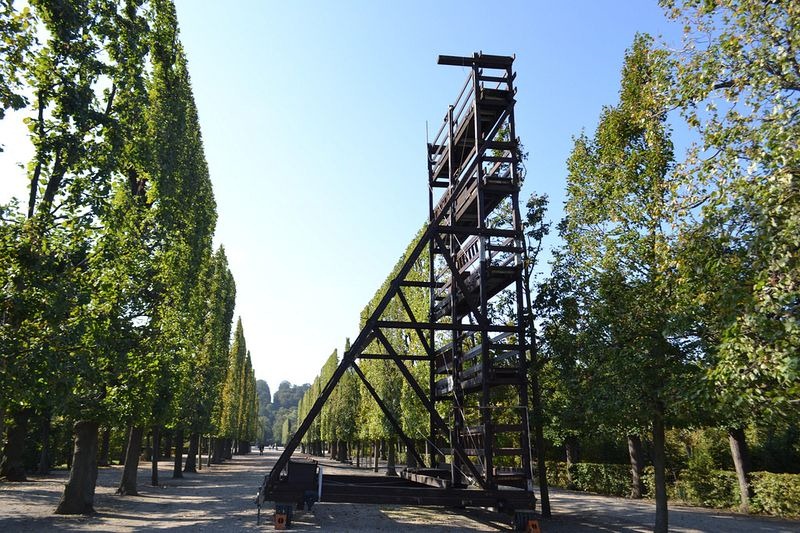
[0,1,687,395]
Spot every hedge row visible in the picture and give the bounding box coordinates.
[544,461,800,518]
[750,472,800,518]
[546,461,632,496]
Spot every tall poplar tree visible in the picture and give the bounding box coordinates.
[185,246,236,472]
[219,318,247,456]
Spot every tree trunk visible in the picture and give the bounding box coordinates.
[531,372,551,517]
[143,431,152,461]
[151,426,160,487]
[564,435,580,465]
[223,438,233,460]
[728,427,752,513]
[211,437,224,464]
[66,433,73,470]
[628,434,645,499]
[356,441,361,468]
[653,401,668,533]
[0,408,30,481]
[37,412,52,474]
[210,437,218,464]
[117,426,143,495]
[118,437,127,466]
[524,260,551,517]
[55,420,99,515]
[386,438,397,476]
[184,432,198,473]
[98,427,111,467]
[564,435,579,489]
[163,431,172,459]
[373,440,379,472]
[406,441,416,468]
[172,429,183,479]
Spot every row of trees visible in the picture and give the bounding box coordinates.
[540,1,798,529]
[0,0,259,514]
[295,225,432,473]
[284,2,798,531]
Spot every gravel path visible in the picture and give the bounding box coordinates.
[1,449,798,531]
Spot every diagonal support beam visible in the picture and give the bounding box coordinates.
[261,352,355,498]
[374,329,488,490]
[396,287,433,356]
[351,362,426,468]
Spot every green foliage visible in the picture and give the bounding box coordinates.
[1,0,796,519]
[545,461,631,496]
[319,349,339,444]
[544,461,570,489]
[750,472,800,518]
[673,469,739,509]
[297,375,323,449]
[748,423,800,473]
[257,380,271,409]
[358,226,429,443]
[560,32,685,425]
[281,417,291,446]
[272,381,309,410]
[546,459,800,518]
[0,2,34,126]
[197,247,237,434]
[0,1,156,428]
[665,0,800,420]
[536,1,799,519]
[571,463,633,497]
[0,1,249,512]
[219,319,258,441]
[262,381,309,446]
[330,339,361,445]
[144,0,218,432]
[221,324,249,409]
[291,226,431,456]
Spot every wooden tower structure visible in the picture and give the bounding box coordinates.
[257,52,535,517]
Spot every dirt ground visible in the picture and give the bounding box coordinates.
[1,448,798,531]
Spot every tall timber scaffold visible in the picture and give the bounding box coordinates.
[257,52,536,519]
